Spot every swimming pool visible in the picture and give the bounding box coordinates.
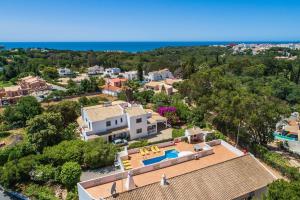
[143,149,179,166]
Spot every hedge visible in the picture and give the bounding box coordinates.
[128,140,148,149]
[251,144,300,181]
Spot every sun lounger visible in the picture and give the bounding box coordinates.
[144,148,150,155]
[140,149,146,156]
[123,162,131,166]
[151,146,157,153]
[124,165,133,170]
[154,146,160,152]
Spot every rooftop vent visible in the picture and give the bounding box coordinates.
[160,173,169,186]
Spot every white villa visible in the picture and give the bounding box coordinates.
[58,67,72,76]
[121,71,138,80]
[104,68,121,76]
[87,65,104,75]
[146,68,174,81]
[77,101,166,141]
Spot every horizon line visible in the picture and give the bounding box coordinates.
[1,40,300,43]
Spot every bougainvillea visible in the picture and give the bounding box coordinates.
[157,106,179,125]
[157,106,176,116]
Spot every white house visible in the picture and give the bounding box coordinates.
[77,101,166,141]
[58,67,72,77]
[121,71,138,80]
[87,65,104,75]
[147,69,174,81]
[101,85,122,97]
[104,68,121,76]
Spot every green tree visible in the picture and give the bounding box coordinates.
[3,96,43,128]
[83,138,117,168]
[47,101,80,126]
[60,162,81,190]
[43,67,59,79]
[264,179,300,200]
[137,63,144,81]
[43,140,85,166]
[26,112,64,151]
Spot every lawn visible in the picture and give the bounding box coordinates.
[172,128,185,138]
[0,81,13,88]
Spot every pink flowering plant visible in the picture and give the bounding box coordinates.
[157,106,179,125]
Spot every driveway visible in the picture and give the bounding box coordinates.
[129,128,173,144]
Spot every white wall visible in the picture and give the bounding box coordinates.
[102,89,119,96]
[127,114,148,140]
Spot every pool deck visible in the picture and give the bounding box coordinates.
[85,142,238,199]
[128,142,200,168]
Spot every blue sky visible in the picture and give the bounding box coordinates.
[0,0,300,42]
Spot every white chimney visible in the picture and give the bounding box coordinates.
[160,173,168,186]
[125,171,136,190]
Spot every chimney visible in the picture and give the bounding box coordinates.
[160,173,168,186]
[125,171,136,190]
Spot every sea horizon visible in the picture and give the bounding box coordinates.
[1,41,300,52]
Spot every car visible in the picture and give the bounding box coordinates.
[112,139,128,146]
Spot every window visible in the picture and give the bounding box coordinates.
[106,121,111,127]
[120,118,123,123]
[115,120,118,125]
[136,118,142,123]
[136,128,142,134]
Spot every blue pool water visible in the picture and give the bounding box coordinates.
[143,149,179,166]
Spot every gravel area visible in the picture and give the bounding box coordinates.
[80,166,121,182]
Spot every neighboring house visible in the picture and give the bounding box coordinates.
[58,67,72,77]
[144,81,174,95]
[121,71,138,80]
[275,112,300,141]
[101,78,128,96]
[106,78,127,88]
[164,78,183,86]
[102,85,122,97]
[77,101,167,141]
[0,76,51,105]
[87,65,104,75]
[147,68,174,81]
[104,68,121,76]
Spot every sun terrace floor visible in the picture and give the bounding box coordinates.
[85,141,239,199]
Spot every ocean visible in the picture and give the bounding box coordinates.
[1,41,298,53]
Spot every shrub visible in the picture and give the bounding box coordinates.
[205,131,227,142]
[128,140,148,149]
[172,129,185,138]
[251,144,300,181]
[83,138,117,168]
[43,140,85,166]
[24,184,58,200]
[31,164,56,183]
[0,131,10,139]
[0,155,38,187]
[60,162,81,190]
